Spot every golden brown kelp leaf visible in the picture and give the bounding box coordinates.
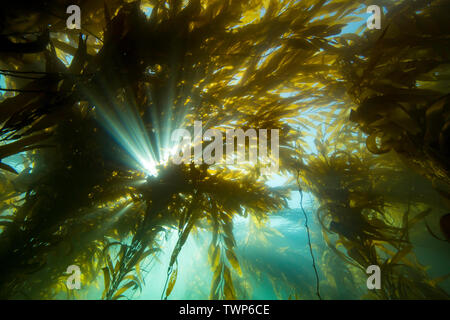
[208,200,240,300]
[101,239,151,300]
[165,265,178,297]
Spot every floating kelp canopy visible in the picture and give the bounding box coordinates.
[0,0,449,300]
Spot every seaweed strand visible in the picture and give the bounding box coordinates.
[297,175,322,300]
[161,264,173,300]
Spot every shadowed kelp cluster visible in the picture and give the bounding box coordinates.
[296,134,449,299]
[0,0,449,300]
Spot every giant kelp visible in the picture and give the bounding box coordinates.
[296,131,449,299]
[0,0,449,300]
[336,0,450,204]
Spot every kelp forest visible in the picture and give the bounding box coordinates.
[0,0,449,300]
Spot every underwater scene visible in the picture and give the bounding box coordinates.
[0,0,449,301]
